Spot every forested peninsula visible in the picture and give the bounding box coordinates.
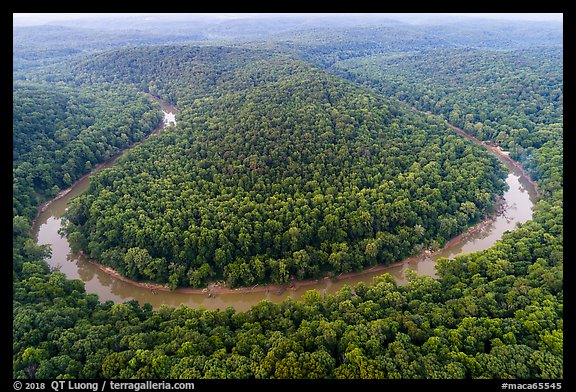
[60,47,507,289]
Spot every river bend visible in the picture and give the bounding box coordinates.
[31,100,537,312]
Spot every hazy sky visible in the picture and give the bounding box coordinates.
[13,13,563,26]
[445,13,562,21]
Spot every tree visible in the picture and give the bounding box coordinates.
[20,347,48,379]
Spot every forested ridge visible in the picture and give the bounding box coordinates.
[13,82,163,221]
[61,47,506,289]
[12,18,562,381]
[255,19,562,69]
[330,47,563,197]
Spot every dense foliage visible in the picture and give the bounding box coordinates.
[257,19,562,69]
[330,47,563,197]
[13,17,562,381]
[13,211,562,378]
[62,48,506,288]
[12,82,163,221]
[12,24,205,71]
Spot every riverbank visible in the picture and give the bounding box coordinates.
[30,157,121,232]
[77,191,506,297]
[30,95,175,233]
[32,100,538,308]
[410,105,539,196]
[445,122,539,197]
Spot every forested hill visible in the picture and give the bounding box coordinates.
[61,46,275,106]
[12,82,163,221]
[15,17,561,72]
[63,46,507,289]
[330,47,563,197]
[253,19,562,68]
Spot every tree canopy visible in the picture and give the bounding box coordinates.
[62,47,507,288]
[13,18,562,380]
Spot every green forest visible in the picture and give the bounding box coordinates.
[13,83,163,220]
[61,47,507,288]
[331,47,563,193]
[13,14,563,381]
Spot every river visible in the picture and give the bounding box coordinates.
[31,101,538,312]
